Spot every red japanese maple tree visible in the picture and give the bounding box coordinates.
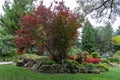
[14,1,82,63]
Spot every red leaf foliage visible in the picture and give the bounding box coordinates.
[66,55,74,60]
[14,0,82,61]
[83,58,101,64]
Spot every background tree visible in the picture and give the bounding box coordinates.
[76,0,120,22]
[0,0,36,34]
[81,20,96,53]
[0,26,15,56]
[94,24,113,54]
[14,1,82,63]
[0,0,36,55]
[115,26,120,35]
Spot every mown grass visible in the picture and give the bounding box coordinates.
[0,65,120,80]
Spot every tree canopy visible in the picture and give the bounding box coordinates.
[76,0,120,22]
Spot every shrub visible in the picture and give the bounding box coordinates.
[20,54,41,60]
[69,60,81,66]
[82,63,96,69]
[82,51,89,56]
[108,57,119,63]
[80,63,102,73]
[66,55,74,60]
[74,51,89,64]
[0,55,21,62]
[91,52,100,58]
[42,60,56,65]
[68,46,82,57]
[102,54,110,58]
[75,57,83,64]
[95,63,109,72]
[62,59,80,67]
[83,58,101,64]
[101,58,111,65]
[0,51,17,57]
[37,56,49,61]
[114,50,120,56]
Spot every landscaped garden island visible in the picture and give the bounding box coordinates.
[0,0,120,80]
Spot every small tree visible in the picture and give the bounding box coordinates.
[81,20,96,53]
[14,1,82,63]
[112,35,120,51]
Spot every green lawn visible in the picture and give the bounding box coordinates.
[0,65,120,80]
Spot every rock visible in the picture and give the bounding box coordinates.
[16,62,24,67]
[31,61,42,70]
[80,67,92,73]
[52,64,63,73]
[66,64,80,73]
[24,59,36,67]
[92,69,100,74]
[16,58,92,73]
[39,65,55,73]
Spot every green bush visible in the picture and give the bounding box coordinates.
[37,56,49,61]
[0,55,21,62]
[80,63,97,73]
[91,52,100,58]
[108,57,119,63]
[68,46,82,57]
[0,51,17,57]
[82,51,89,55]
[114,50,120,56]
[101,58,111,65]
[82,63,96,70]
[95,63,109,72]
[20,54,41,60]
[42,60,56,65]
[62,59,81,66]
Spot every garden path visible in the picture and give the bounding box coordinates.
[0,62,13,65]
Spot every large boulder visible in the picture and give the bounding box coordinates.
[39,65,55,73]
[66,64,80,73]
[16,58,100,74]
[31,61,42,70]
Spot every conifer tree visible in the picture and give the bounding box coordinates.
[0,0,36,34]
[81,21,96,53]
[0,0,36,54]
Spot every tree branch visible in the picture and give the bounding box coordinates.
[109,0,114,18]
[90,0,111,12]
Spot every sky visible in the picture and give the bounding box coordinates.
[0,0,77,13]
[0,0,120,31]
[0,0,5,14]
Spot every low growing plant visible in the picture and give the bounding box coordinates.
[83,58,101,64]
[91,52,100,58]
[95,63,109,72]
[108,57,119,63]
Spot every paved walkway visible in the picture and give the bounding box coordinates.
[111,63,120,67]
[0,62,14,65]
